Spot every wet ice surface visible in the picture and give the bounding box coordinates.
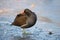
[0,17,60,40]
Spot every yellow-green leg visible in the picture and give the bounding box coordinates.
[22,28,31,35]
[22,28,26,34]
[22,28,32,38]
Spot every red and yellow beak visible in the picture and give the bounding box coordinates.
[20,10,25,14]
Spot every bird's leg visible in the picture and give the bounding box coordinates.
[22,28,26,34]
[22,28,26,38]
[22,28,29,34]
[21,23,31,34]
[22,28,31,35]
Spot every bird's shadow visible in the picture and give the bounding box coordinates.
[13,33,35,40]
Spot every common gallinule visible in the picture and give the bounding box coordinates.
[11,9,37,33]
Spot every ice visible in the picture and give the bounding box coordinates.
[0,20,60,40]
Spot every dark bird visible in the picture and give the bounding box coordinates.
[11,9,37,30]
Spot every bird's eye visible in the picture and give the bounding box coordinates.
[17,14,21,17]
[17,14,23,17]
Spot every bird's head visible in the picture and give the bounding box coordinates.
[24,8,32,16]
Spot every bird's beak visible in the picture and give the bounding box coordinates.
[20,10,25,14]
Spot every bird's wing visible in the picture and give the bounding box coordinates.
[21,24,28,27]
[21,18,29,28]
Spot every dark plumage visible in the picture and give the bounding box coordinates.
[12,9,37,28]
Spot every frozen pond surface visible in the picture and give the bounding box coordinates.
[0,0,60,40]
[0,18,60,40]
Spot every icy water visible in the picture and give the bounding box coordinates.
[0,0,60,40]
